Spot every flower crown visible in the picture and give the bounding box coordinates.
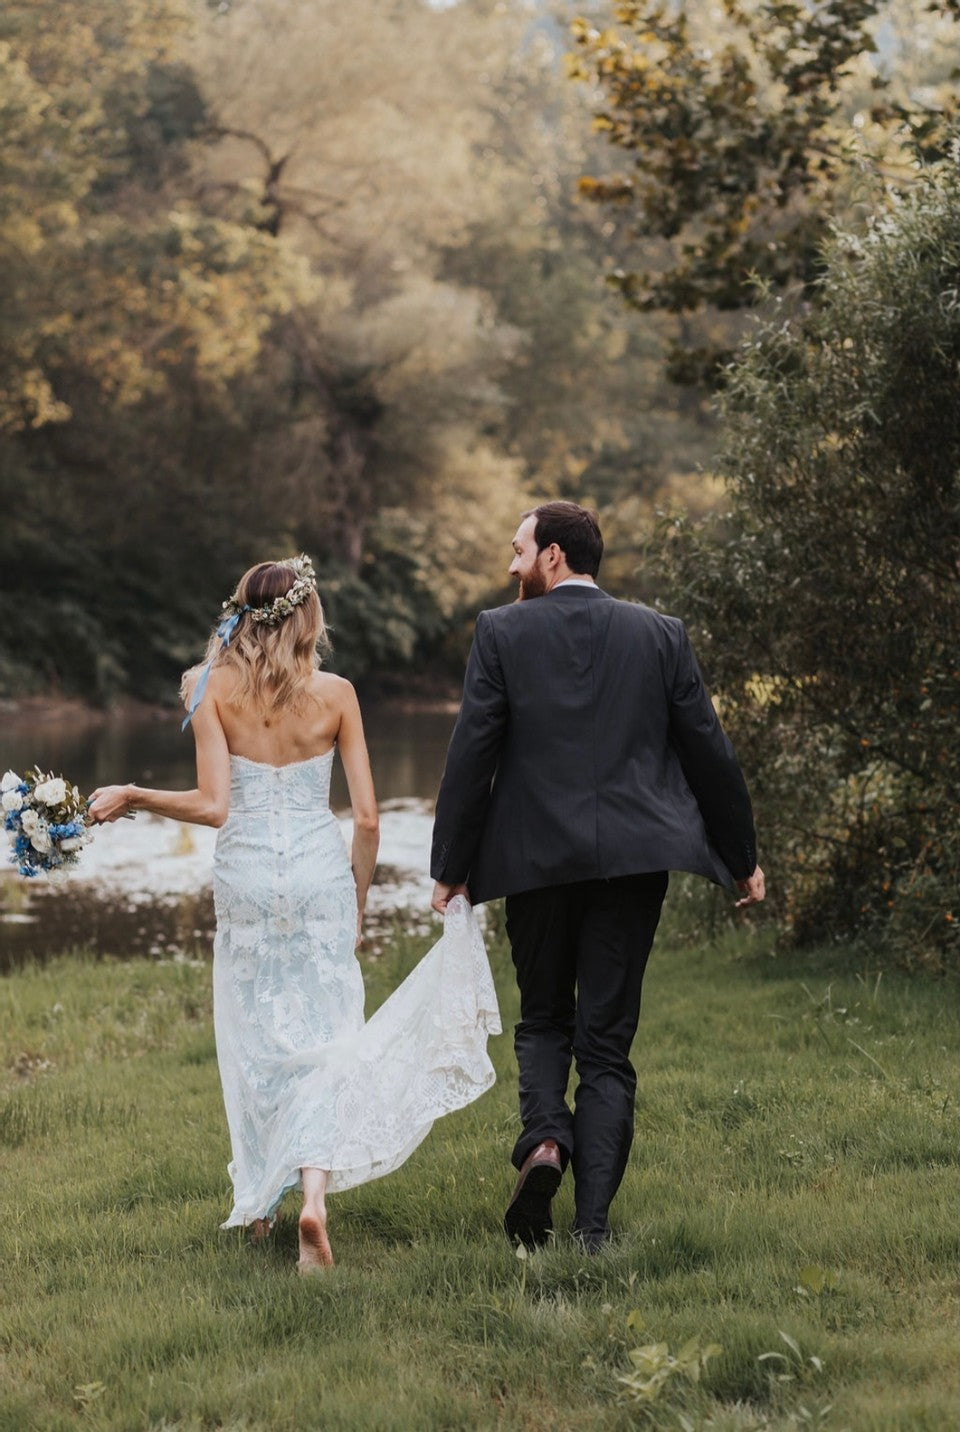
[222,554,317,628]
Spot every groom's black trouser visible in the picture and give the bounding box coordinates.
[504,872,668,1242]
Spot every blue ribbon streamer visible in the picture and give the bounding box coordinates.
[181,608,248,730]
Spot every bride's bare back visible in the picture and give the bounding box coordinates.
[211,668,352,768]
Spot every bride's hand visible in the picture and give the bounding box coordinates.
[88,784,136,824]
[355,907,364,948]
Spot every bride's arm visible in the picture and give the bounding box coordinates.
[336,680,379,930]
[88,686,231,828]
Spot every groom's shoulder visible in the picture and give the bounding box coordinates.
[615,600,685,636]
[474,600,536,634]
[477,592,681,633]
[475,599,568,639]
[614,601,690,654]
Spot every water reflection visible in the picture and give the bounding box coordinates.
[0,702,456,971]
[4,886,217,962]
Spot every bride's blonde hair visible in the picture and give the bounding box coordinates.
[181,559,331,713]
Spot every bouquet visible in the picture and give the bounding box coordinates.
[2,767,92,878]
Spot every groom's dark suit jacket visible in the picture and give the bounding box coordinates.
[431,584,756,904]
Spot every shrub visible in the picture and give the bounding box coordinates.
[657,156,960,970]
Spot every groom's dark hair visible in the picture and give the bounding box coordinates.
[524,501,603,577]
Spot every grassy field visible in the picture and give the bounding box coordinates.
[0,907,956,1431]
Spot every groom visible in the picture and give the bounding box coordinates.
[430,501,764,1252]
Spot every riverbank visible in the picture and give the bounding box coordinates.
[1,929,955,1430]
[0,694,172,730]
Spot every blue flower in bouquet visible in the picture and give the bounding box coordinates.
[2,767,92,878]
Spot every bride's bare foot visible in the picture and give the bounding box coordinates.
[298,1211,334,1273]
[249,1217,274,1244]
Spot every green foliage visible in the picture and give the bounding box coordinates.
[8,0,665,699]
[3,0,785,701]
[570,1,960,380]
[655,157,960,968]
[319,546,446,683]
[0,0,520,699]
[0,0,321,700]
[0,0,297,433]
[615,1318,723,1410]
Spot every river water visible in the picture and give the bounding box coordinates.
[0,703,458,971]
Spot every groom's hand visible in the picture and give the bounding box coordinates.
[431,880,470,914]
[735,865,766,908]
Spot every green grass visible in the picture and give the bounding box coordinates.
[0,910,956,1431]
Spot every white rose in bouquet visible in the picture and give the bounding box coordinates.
[5,765,91,878]
[34,777,67,806]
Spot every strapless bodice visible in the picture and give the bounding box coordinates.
[227,749,335,814]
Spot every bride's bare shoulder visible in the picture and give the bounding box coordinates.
[205,665,241,703]
[309,671,356,707]
[181,662,233,706]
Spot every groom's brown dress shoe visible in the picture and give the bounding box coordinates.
[503,1140,563,1248]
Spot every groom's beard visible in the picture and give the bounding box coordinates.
[516,567,548,601]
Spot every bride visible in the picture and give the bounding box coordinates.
[89,555,500,1272]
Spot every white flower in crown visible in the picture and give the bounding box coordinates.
[30,823,52,853]
[34,776,67,806]
[20,808,40,837]
[1,770,20,792]
[1,789,23,812]
[223,554,317,628]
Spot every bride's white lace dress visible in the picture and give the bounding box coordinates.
[212,750,501,1227]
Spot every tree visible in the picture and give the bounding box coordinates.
[187,0,530,582]
[0,1,300,433]
[568,0,960,382]
[0,0,306,699]
[186,0,722,660]
[6,0,804,701]
[656,156,960,968]
[432,6,725,596]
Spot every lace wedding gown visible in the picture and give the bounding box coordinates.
[212,750,501,1228]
